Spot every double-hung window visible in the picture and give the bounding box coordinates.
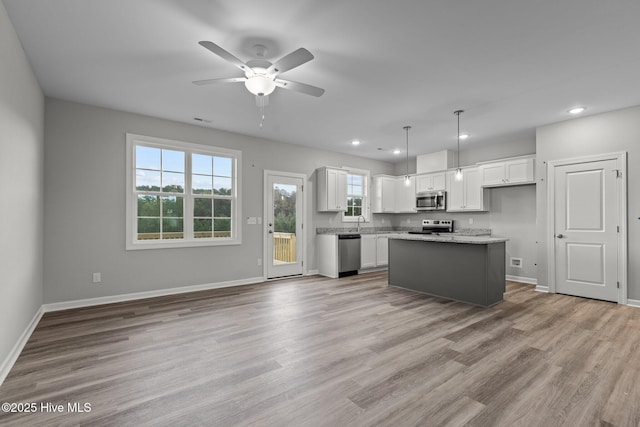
[126,133,242,250]
[343,169,370,222]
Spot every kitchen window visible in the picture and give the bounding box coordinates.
[343,170,369,222]
[126,133,242,250]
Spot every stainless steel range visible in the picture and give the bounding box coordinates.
[407,219,453,235]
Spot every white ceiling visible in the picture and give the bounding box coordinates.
[5,0,640,162]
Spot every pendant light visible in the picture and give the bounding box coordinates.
[454,110,464,181]
[403,125,412,186]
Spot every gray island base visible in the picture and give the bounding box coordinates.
[388,236,507,307]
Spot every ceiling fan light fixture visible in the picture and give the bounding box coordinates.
[244,75,276,96]
[569,106,586,115]
[459,133,469,140]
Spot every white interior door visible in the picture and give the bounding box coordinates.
[265,172,304,279]
[553,159,619,301]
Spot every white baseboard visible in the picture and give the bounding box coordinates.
[535,285,549,293]
[306,269,319,275]
[42,276,264,313]
[1,306,44,386]
[626,299,640,308]
[506,275,538,285]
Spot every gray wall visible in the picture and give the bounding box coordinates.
[43,98,395,304]
[392,137,535,175]
[0,2,44,372]
[391,137,537,279]
[536,106,640,299]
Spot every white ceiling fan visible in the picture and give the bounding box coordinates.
[193,41,325,100]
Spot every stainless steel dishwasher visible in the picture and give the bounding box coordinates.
[338,234,361,277]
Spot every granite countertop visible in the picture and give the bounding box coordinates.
[316,227,493,237]
[386,234,508,244]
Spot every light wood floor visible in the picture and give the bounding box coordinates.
[1,271,640,426]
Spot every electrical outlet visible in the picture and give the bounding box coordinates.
[510,258,523,268]
[92,272,101,283]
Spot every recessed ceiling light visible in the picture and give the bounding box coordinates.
[459,133,469,140]
[568,107,586,115]
[393,149,401,155]
[351,139,361,146]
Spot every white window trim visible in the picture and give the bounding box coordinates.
[125,133,242,250]
[342,167,370,223]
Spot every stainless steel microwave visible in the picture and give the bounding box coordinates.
[416,191,446,211]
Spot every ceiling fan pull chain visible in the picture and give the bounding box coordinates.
[258,95,266,128]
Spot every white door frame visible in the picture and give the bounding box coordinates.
[263,170,308,280]
[546,151,627,304]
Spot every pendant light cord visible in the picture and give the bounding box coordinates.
[403,125,411,179]
[454,110,464,170]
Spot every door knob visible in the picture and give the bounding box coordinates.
[556,234,564,238]
[268,223,273,227]
[268,230,273,234]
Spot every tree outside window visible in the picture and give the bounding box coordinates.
[344,172,368,221]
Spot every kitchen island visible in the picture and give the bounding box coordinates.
[387,234,508,307]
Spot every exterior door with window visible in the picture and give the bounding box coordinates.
[266,172,304,278]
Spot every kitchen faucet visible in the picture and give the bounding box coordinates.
[357,215,366,232]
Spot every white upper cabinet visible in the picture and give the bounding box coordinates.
[394,176,417,213]
[480,157,535,187]
[416,150,457,174]
[446,167,489,212]
[416,172,446,193]
[372,175,417,213]
[372,175,396,213]
[317,167,348,211]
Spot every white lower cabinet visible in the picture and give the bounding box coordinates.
[360,234,389,269]
[361,235,377,268]
[317,234,338,278]
[376,236,389,266]
[319,234,389,278]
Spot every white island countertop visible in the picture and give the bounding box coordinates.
[386,234,508,245]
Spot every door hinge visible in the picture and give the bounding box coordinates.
[302,261,304,267]
[617,281,620,289]
[614,169,622,178]
[617,225,620,233]
[301,185,304,191]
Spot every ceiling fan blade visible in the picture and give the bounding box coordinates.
[267,48,314,75]
[274,79,325,97]
[193,77,246,86]
[198,41,252,75]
